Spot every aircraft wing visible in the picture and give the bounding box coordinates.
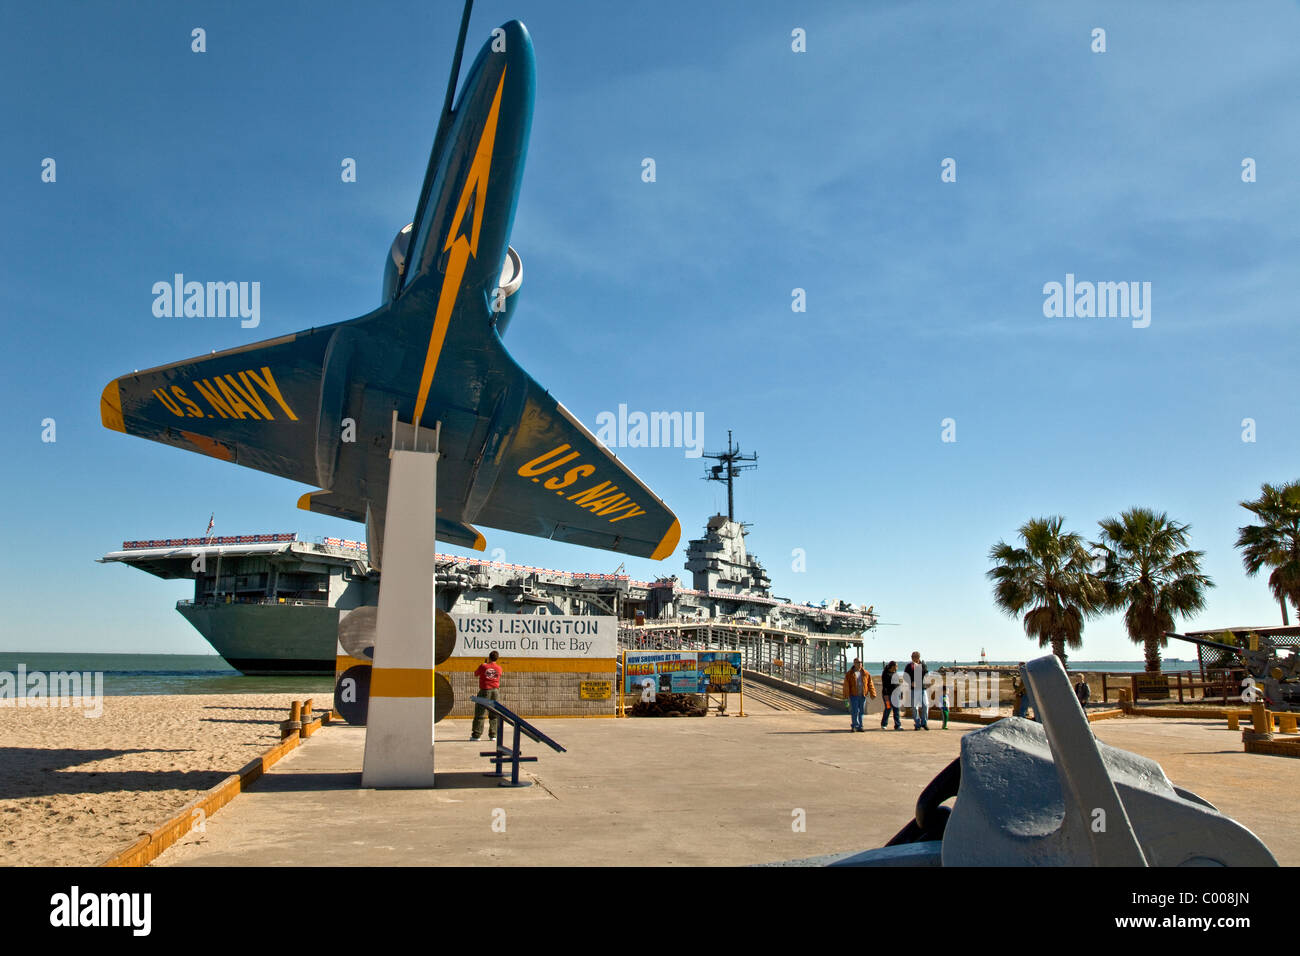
[100,329,334,486]
[470,376,680,561]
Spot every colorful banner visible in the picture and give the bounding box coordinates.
[622,651,742,693]
[697,651,742,692]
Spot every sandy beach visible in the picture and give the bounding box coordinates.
[0,693,328,866]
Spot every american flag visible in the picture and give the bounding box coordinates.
[205,514,214,538]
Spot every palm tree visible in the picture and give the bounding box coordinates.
[987,516,1105,665]
[1094,508,1213,673]
[1235,481,1300,625]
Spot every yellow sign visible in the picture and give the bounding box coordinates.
[580,680,613,700]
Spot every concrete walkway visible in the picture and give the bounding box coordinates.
[157,712,1300,866]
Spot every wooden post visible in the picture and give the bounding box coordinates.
[1102,673,1109,703]
[282,700,303,740]
[302,698,318,737]
[1177,674,1183,704]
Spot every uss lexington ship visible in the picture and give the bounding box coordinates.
[101,438,876,675]
[100,513,876,675]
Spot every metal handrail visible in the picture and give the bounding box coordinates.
[177,597,329,608]
[618,625,855,697]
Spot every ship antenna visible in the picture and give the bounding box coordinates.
[701,429,758,522]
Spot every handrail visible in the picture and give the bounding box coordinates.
[177,597,329,608]
[618,624,855,697]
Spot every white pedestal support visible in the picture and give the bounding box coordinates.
[361,431,440,787]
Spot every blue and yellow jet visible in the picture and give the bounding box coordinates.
[99,11,680,565]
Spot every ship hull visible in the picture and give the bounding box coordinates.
[177,602,338,675]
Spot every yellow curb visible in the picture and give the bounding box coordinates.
[102,720,314,867]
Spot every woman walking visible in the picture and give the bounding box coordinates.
[880,661,902,730]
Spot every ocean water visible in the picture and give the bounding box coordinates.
[0,652,334,696]
[0,652,1194,699]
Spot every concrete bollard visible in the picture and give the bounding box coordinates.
[1244,701,1274,743]
[1253,702,1270,734]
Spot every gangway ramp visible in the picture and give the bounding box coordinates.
[742,671,841,714]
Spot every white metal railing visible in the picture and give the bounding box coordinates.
[177,597,329,608]
[618,623,856,697]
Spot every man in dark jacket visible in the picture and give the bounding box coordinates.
[904,651,929,730]
[1074,673,1091,709]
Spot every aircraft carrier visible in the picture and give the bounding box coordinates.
[100,514,875,675]
[100,437,876,675]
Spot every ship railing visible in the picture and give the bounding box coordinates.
[617,623,857,697]
[744,658,846,698]
[619,616,866,641]
[177,596,329,608]
[622,616,810,636]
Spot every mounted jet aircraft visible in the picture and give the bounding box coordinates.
[99,9,680,567]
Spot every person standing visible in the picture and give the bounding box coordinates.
[1074,673,1091,709]
[471,650,504,740]
[842,659,876,732]
[1012,663,1028,718]
[941,687,950,730]
[904,651,929,730]
[880,661,902,730]
[1015,663,1038,721]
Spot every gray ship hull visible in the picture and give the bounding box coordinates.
[177,602,339,675]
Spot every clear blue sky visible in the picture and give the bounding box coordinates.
[2,1,1296,659]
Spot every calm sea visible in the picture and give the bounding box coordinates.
[936,660,1196,674]
[0,652,334,696]
[0,652,1189,697]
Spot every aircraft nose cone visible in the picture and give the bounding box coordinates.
[498,19,531,50]
[493,20,535,81]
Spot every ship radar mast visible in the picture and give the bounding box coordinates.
[702,429,757,523]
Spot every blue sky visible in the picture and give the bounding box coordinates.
[2,0,1297,659]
